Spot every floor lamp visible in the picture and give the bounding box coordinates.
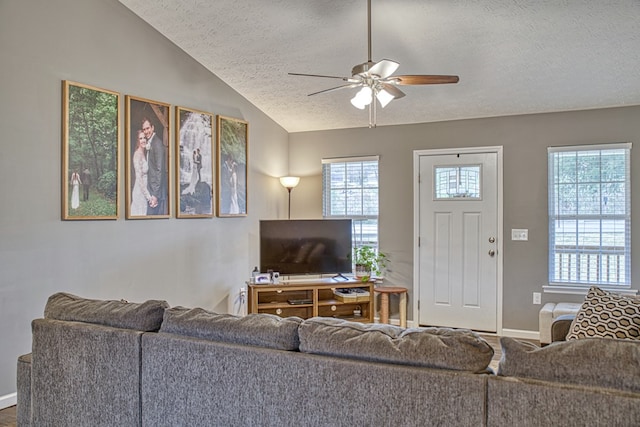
[279,176,300,219]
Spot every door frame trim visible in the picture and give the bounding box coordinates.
[413,146,504,334]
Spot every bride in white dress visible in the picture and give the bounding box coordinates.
[70,170,81,209]
[130,130,152,216]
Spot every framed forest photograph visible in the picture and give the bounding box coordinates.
[175,106,215,218]
[125,95,171,219]
[62,80,120,220]
[217,115,248,217]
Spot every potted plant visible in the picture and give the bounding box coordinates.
[351,245,387,282]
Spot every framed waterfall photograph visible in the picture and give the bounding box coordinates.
[175,106,215,218]
[217,115,248,217]
[62,80,120,220]
[125,95,171,219]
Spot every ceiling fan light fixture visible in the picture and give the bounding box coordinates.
[376,88,395,108]
[350,86,373,109]
[289,0,459,128]
[350,96,366,109]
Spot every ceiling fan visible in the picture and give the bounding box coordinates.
[289,0,459,128]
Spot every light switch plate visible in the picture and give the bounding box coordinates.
[511,229,528,241]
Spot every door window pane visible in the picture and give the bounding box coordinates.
[434,165,481,199]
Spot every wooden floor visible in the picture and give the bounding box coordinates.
[0,405,15,427]
[0,334,536,426]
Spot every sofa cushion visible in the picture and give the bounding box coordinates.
[498,336,640,393]
[159,307,303,350]
[44,292,168,331]
[298,317,493,372]
[17,353,32,427]
[566,286,640,340]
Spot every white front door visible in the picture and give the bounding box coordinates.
[416,149,500,332]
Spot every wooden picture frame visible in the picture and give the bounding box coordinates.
[175,106,215,218]
[125,95,171,219]
[62,80,120,220]
[217,115,248,217]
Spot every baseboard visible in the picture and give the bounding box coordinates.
[501,328,540,341]
[0,392,17,410]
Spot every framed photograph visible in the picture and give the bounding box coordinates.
[175,106,215,218]
[125,95,171,219]
[217,115,248,217]
[62,81,120,220]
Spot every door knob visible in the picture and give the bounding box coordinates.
[488,249,495,256]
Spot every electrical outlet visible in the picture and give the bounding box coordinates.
[533,292,541,305]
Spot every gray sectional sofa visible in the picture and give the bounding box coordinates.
[17,292,640,426]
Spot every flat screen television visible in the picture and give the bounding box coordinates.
[260,219,352,277]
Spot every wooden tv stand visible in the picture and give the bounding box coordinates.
[248,278,374,323]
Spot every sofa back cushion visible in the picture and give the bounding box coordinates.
[498,336,640,393]
[298,317,494,372]
[44,292,168,331]
[159,307,303,350]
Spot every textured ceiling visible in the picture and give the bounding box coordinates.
[118,0,640,133]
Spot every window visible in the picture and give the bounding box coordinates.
[322,156,379,248]
[548,143,631,288]
[434,165,481,199]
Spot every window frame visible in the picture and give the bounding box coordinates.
[546,143,632,293]
[322,156,379,249]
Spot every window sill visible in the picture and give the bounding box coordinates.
[543,285,638,296]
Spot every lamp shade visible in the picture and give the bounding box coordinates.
[279,176,300,189]
[376,88,395,108]
[350,86,373,110]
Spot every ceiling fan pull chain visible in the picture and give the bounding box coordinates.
[369,97,377,128]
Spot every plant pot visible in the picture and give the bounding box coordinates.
[355,264,370,281]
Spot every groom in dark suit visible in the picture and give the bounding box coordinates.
[142,117,166,215]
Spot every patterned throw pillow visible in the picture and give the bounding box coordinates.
[566,286,640,340]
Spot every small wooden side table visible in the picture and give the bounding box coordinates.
[375,286,408,327]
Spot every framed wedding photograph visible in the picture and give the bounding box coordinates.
[175,106,215,218]
[125,95,171,219]
[217,115,248,217]
[62,80,120,220]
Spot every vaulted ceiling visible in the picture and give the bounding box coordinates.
[119,0,640,133]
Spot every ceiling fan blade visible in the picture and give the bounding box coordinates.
[380,83,405,99]
[289,72,352,81]
[308,83,360,97]
[392,75,460,85]
[367,59,400,78]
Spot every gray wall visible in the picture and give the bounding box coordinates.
[0,0,290,399]
[289,107,640,330]
[2,0,639,404]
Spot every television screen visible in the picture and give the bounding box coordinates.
[260,219,352,276]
